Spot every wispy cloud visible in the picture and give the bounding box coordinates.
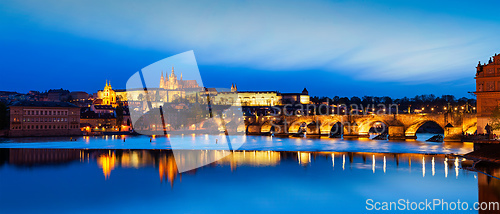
[3,0,498,83]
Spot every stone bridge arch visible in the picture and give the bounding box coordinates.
[462,114,478,135]
[317,115,347,135]
[357,119,392,138]
[243,113,476,141]
[288,116,317,134]
[319,119,343,135]
[405,119,445,138]
[352,115,398,138]
[260,120,273,133]
[464,122,477,135]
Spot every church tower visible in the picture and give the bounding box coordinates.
[160,71,165,89]
[168,66,178,89]
[99,80,117,107]
[158,65,199,90]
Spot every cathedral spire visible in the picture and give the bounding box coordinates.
[160,71,165,88]
[180,72,183,81]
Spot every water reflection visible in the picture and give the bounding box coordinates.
[476,166,500,211]
[0,148,485,181]
[97,152,115,180]
[1,148,499,213]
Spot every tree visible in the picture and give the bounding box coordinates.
[115,105,124,131]
[351,96,362,104]
[489,106,500,131]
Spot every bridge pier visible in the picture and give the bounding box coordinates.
[342,124,361,139]
[388,125,406,140]
[444,127,462,142]
[405,135,417,140]
[357,134,371,139]
[343,134,361,139]
[247,124,262,135]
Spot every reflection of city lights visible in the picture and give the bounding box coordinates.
[432,157,435,176]
[372,155,375,173]
[159,155,178,186]
[444,157,448,178]
[409,157,411,168]
[222,151,280,167]
[332,153,334,169]
[298,152,300,164]
[455,157,459,178]
[342,154,345,170]
[298,152,311,165]
[97,154,116,180]
[383,156,386,173]
[422,156,425,178]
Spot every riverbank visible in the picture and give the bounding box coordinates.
[0,134,474,154]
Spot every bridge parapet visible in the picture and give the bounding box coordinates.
[243,113,476,141]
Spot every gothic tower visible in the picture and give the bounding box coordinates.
[160,71,165,88]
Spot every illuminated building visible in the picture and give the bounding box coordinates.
[213,85,310,106]
[96,80,118,107]
[160,67,200,89]
[8,101,81,137]
[96,69,309,110]
[280,88,310,104]
[475,53,500,133]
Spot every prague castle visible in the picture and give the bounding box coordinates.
[160,67,199,89]
[95,66,310,111]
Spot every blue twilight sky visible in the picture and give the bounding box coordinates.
[0,0,499,98]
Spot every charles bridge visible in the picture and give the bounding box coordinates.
[243,113,477,141]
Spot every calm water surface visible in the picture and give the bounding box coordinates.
[0,135,497,213]
[1,149,498,213]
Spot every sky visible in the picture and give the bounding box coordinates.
[1,0,499,98]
